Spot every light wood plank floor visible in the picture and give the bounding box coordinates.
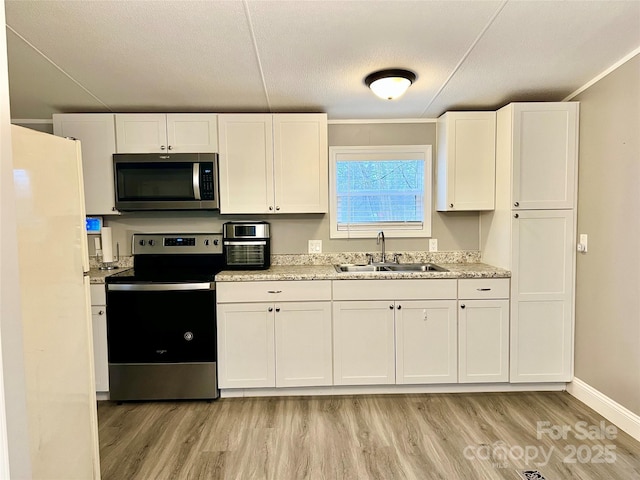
[98,392,640,480]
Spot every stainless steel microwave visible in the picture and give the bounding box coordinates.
[113,153,219,211]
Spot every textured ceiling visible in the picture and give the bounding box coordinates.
[5,0,640,120]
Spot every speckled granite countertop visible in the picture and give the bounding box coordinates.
[88,256,133,284]
[88,251,511,283]
[215,263,510,282]
[89,267,131,284]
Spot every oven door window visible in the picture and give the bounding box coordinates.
[116,163,195,201]
[107,288,215,363]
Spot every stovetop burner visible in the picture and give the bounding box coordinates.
[105,232,225,284]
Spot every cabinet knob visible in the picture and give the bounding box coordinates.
[269,206,274,211]
[276,206,280,211]
[98,310,105,316]
[389,305,394,310]
[460,304,466,309]
[449,203,454,208]
[275,307,280,312]
[112,207,118,212]
[397,305,402,310]
[167,145,173,150]
[514,213,519,219]
[160,145,166,150]
[268,307,273,312]
[514,202,519,207]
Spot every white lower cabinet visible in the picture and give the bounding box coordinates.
[216,281,332,389]
[395,300,458,384]
[458,279,510,383]
[217,277,516,393]
[510,210,574,383]
[217,303,275,388]
[275,302,332,387]
[332,279,458,386]
[89,285,109,393]
[333,301,396,385]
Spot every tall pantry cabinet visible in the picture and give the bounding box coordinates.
[480,102,579,383]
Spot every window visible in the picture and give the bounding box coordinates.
[329,145,432,238]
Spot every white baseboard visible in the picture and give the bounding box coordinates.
[220,382,566,398]
[567,377,640,442]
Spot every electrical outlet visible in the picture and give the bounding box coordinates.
[308,240,322,253]
[429,239,438,252]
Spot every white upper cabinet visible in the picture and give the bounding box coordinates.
[53,113,118,215]
[509,102,578,209]
[218,113,328,214]
[436,111,496,211]
[115,113,218,153]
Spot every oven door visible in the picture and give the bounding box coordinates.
[106,282,218,400]
[106,282,216,364]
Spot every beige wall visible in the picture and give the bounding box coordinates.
[103,122,480,256]
[574,55,640,415]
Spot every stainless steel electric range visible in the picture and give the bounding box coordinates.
[105,233,224,401]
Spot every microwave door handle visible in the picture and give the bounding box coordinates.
[193,163,201,200]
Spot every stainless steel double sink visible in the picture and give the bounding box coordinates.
[334,263,448,273]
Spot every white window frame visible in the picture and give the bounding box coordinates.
[329,145,432,239]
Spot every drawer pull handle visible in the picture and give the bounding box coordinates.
[460,304,466,309]
[267,290,282,294]
[477,288,492,291]
[98,310,105,315]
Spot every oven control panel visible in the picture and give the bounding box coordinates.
[132,233,222,255]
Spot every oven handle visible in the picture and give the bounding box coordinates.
[106,282,214,292]
[223,240,267,246]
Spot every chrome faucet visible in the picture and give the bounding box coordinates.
[377,231,386,263]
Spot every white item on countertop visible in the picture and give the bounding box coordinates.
[101,227,113,263]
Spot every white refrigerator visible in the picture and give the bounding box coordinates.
[11,125,101,479]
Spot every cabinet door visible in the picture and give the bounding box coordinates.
[395,300,458,384]
[511,210,574,382]
[333,301,395,385]
[217,303,275,388]
[512,103,578,209]
[436,111,496,211]
[115,114,167,153]
[458,299,509,383]
[52,114,118,215]
[218,114,274,213]
[166,114,218,153]
[273,114,328,213]
[275,302,332,387]
[91,306,109,392]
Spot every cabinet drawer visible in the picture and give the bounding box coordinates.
[217,280,331,303]
[333,279,456,301]
[90,284,106,305]
[458,278,509,299]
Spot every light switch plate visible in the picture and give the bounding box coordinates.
[578,234,588,253]
[308,240,322,253]
[429,239,438,252]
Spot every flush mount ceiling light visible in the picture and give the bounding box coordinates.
[364,69,417,100]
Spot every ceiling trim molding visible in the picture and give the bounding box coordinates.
[419,0,509,116]
[563,45,640,101]
[242,0,271,111]
[11,119,53,124]
[329,118,437,125]
[6,26,112,112]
